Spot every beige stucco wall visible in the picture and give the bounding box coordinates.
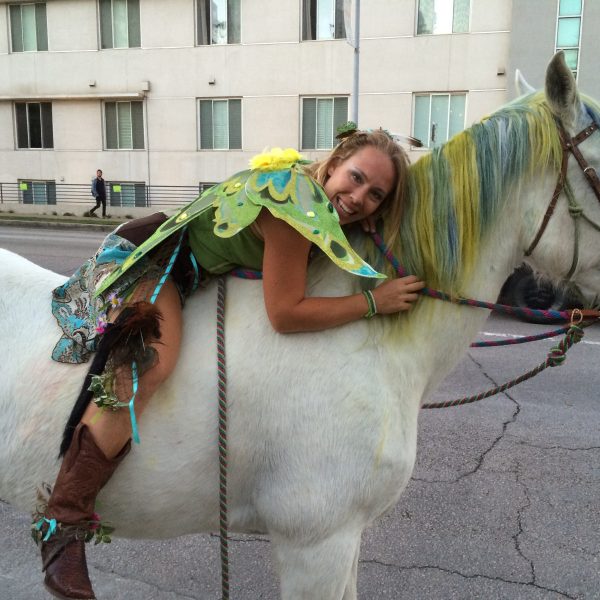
[47,0,98,51]
[0,0,516,193]
[0,5,8,55]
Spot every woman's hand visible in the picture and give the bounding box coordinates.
[371,275,425,314]
[359,215,377,234]
[258,210,425,332]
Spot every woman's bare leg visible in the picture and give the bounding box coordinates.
[81,279,183,458]
[39,278,182,599]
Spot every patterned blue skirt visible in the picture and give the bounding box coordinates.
[50,233,161,364]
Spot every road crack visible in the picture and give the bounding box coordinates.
[360,558,577,598]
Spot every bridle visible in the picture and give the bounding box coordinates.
[525,120,600,280]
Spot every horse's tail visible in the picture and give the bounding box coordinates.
[60,302,162,456]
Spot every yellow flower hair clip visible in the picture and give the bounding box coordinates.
[249,148,304,171]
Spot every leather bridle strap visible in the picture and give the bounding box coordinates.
[525,141,569,256]
[564,123,600,203]
[525,122,599,257]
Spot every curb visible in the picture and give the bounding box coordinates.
[0,218,119,232]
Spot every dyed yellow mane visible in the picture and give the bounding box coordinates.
[373,93,567,293]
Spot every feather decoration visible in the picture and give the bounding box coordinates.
[59,302,163,456]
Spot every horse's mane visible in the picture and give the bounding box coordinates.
[368,92,599,294]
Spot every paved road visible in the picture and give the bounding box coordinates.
[1,226,599,599]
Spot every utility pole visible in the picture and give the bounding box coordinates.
[351,0,360,126]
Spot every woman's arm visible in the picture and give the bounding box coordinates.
[258,210,424,333]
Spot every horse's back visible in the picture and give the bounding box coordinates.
[0,248,65,287]
[0,248,66,349]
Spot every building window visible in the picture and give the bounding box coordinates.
[413,93,466,148]
[417,0,470,35]
[196,0,240,45]
[104,101,144,149]
[15,102,53,149]
[108,181,147,207]
[198,99,242,150]
[301,96,348,150]
[302,0,346,40]
[19,180,56,204]
[9,3,48,52]
[100,0,141,49]
[556,0,583,78]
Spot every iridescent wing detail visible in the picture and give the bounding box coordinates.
[243,166,385,278]
[212,170,261,237]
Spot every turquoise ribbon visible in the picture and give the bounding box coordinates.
[35,517,57,541]
[189,251,200,293]
[128,361,140,444]
[149,229,186,304]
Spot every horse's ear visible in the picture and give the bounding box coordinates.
[515,69,535,96]
[545,51,580,130]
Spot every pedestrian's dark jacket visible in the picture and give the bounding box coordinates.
[91,177,106,199]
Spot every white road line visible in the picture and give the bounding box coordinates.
[482,331,600,345]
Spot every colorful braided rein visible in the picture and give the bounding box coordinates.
[230,233,598,408]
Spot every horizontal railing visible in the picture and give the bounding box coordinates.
[0,182,206,209]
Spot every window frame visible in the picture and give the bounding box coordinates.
[555,0,584,79]
[416,0,471,36]
[197,98,242,151]
[107,181,147,207]
[300,95,348,150]
[18,179,56,204]
[301,0,346,41]
[195,0,241,46]
[99,0,141,50]
[103,100,145,150]
[9,2,48,52]
[412,92,467,149]
[14,101,54,149]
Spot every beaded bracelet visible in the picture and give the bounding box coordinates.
[362,289,377,318]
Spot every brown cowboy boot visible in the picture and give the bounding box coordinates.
[38,423,130,600]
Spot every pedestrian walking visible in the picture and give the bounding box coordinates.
[89,169,107,218]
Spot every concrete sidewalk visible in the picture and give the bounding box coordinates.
[0,211,124,232]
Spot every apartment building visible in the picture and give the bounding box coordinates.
[2,0,584,212]
[509,0,599,97]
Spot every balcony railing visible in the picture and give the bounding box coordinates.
[0,182,206,209]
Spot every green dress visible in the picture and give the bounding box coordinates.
[95,149,384,297]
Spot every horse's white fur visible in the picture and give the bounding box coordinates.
[2,54,600,599]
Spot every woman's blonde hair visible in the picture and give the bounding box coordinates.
[303,129,409,246]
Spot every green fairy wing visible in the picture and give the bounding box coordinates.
[95,163,384,297]
[94,170,254,296]
[241,165,385,278]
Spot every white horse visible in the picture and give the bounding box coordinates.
[1,53,600,599]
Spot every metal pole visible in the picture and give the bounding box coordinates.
[144,94,151,207]
[351,0,360,126]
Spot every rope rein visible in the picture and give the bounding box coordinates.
[369,232,596,324]
[421,322,586,408]
[369,232,599,407]
[216,277,230,600]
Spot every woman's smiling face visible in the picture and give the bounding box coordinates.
[324,145,396,225]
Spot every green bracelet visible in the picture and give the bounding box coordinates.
[362,290,377,318]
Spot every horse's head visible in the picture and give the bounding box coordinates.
[524,52,600,307]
